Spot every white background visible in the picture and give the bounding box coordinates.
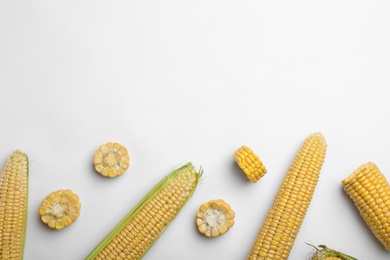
[1,1,389,259]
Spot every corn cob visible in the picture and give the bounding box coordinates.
[342,162,390,250]
[247,133,327,260]
[93,142,130,177]
[307,244,358,260]
[86,162,202,260]
[0,150,29,259]
[233,146,267,183]
[39,189,81,230]
[196,199,235,237]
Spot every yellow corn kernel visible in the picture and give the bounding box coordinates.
[342,162,390,251]
[93,142,130,177]
[39,189,81,230]
[0,150,28,259]
[196,199,235,238]
[86,162,202,260]
[233,145,267,183]
[247,133,327,260]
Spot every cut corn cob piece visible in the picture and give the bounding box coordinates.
[0,150,28,259]
[93,142,130,177]
[342,162,390,250]
[39,189,81,230]
[308,244,358,260]
[196,199,235,238]
[86,162,202,260]
[247,133,327,260]
[233,145,267,183]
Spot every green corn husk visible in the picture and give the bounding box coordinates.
[307,243,358,260]
[86,162,202,260]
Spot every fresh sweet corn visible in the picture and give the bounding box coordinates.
[247,133,327,260]
[233,145,267,183]
[342,162,390,250]
[0,150,29,259]
[196,199,235,238]
[93,142,130,177]
[86,162,202,260]
[39,189,81,230]
[308,244,358,260]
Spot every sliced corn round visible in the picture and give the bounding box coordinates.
[93,142,130,177]
[39,189,81,230]
[196,199,235,238]
[233,145,267,183]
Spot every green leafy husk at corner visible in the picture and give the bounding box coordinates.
[85,162,202,260]
[307,243,359,260]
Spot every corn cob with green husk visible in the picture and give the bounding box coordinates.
[247,133,327,260]
[0,150,29,259]
[307,244,358,260]
[86,162,202,260]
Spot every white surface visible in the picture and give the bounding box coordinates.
[1,1,390,259]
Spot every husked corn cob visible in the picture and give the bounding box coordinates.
[39,189,81,230]
[93,142,130,177]
[0,150,28,259]
[233,146,267,183]
[196,199,235,238]
[247,133,327,260]
[86,162,202,260]
[342,162,390,250]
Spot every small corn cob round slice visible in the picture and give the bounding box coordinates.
[233,145,267,183]
[93,142,130,177]
[196,199,235,238]
[39,189,81,230]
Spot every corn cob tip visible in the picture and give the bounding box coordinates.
[307,243,358,260]
[0,150,29,260]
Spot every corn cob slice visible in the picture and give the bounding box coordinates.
[39,189,81,230]
[0,150,29,259]
[93,142,130,177]
[233,145,267,183]
[196,199,235,238]
[342,162,390,250]
[86,162,202,260]
[247,133,327,260]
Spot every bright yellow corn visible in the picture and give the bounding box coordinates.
[233,145,267,183]
[0,150,28,259]
[86,162,202,260]
[247,133,327,260]
[196,199,235,238]
[39,189,81,230]
[342,162,390,250]
[93,142,130,177]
